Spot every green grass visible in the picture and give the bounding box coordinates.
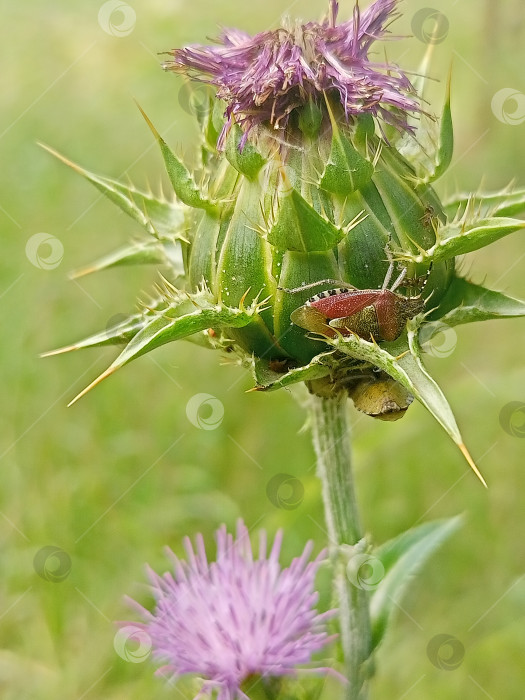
[1,1,525,698]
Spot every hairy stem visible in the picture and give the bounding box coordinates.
[308,392,372,700]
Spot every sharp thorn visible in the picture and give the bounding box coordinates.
[67,366,118,407]
[134,100,161,140]
[40,345,79,358]
[38,142,87,175]
[459,442,488,488]
[68,265,95,280]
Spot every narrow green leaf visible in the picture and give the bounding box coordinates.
[327,322,486,486]
[403,319,485,485]
[399,217,525,264]
[250,353,332,392]
[420,72,453,183]
[136,103,219,215]
[444,187,525,220]
[70,240,183,279]
[370,516,463,649]
[40,144,187,237]
[431,276,525,326]
[67,296,265,405]
[42,289,200,356]
[41,311,156,355]
[396,43,439,159]
[473,193,525,219]
[112,305,253,363]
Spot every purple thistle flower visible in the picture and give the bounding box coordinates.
[126,520,338,699]
[163,0,419,147]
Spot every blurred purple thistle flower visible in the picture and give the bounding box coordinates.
[164,0,419,147]
[127,520,338,699]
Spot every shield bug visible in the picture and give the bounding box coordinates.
[282,257,431,342]
[347,373,414,421]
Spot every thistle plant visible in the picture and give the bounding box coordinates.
[43,0,525,698]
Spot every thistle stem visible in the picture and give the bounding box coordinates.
[308,392,372,700]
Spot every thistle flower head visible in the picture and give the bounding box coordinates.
[164,0,419,146]
[47,0,525,485]
[127,521,336,699]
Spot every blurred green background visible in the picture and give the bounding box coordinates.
[1,0,525,698]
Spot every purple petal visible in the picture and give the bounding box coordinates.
[164,0,419,146]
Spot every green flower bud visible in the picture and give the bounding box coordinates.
[187,103,451,371]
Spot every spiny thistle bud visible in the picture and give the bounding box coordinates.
[44,0,525,484]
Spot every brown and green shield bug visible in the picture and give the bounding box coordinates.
[283,257,431,342]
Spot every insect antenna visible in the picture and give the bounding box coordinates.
[389,267,407,292]
[381,242,396,289]
[278,279,356,294]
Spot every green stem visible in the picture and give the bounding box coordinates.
[308,392,372,700]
